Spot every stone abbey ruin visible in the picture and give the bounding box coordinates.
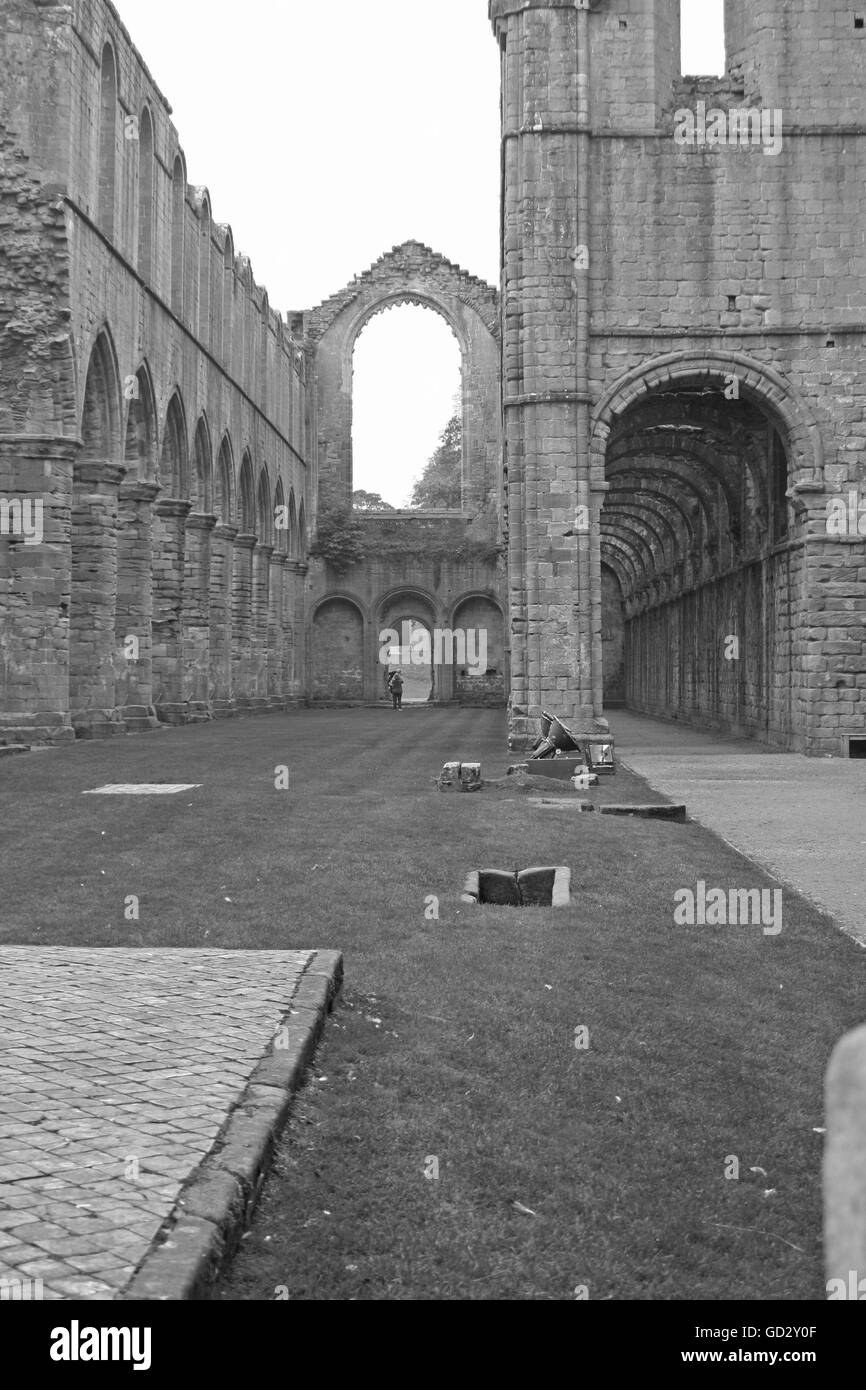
[1,0,865,754]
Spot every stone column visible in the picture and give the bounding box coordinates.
[69,460,127,738]
[0,436,76,745]
[209,522,238,715]
[115,480,161,732]
[294,561,309,697]
[152,498,191,724]
[269,553,288,704]
[183,513,217,713]
[251,542,274,708]
[492,0,597,746]
[231,533,257,707]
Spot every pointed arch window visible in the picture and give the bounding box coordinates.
[137,107,154,279]
[199,199,211,346]
[171,156,186,317]
[98,44,118,237]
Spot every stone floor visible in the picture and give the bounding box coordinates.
[0,947,314,1299]
[608,710,866,947]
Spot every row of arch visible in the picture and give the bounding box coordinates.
[84,327,306,555]
[310,588,506,703]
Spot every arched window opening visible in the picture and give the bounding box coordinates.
[160,393,188,498]
[98,44,118,237]
[123,365,157,481]
[239,454,255,534]
[193,417,212,513]
[275,481,288,555]
[352,303,462,510]
[260,296,270,414]
[216,438,233,524]
[137,107,154,279]
[171,155,186,317]
[681,0,725,77]
[288,490,298,559]
[257,469,272,546]
[222,235,234,369]
[198,198,212,346]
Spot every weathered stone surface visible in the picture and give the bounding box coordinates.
[3,0,866,755]
[824,1024,866,1292]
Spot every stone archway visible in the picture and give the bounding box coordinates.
[378,587,438,703]
[305,241,501,515]
[591,353,823,747]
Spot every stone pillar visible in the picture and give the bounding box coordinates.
[115,480,161,733]
[251,542,274,708]
[294,561,309,696]
[269,553,288,704]
[69,460,127,738]
[152,498,191,724]
[0,437,76,746]
[231,533,257,707]
[183,513,217,714]
[492,0,600,747]
[282,559,299,695]
[209,522,237,715]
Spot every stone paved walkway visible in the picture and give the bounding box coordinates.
[607,711,866,947]
[0,947,315,1299]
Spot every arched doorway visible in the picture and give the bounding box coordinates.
[596,361,804,743]
[380,617,435,703]
[378,589,438,703]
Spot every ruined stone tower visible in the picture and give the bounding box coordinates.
[491,0,866,754]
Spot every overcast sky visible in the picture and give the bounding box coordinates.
[113,0,725,505]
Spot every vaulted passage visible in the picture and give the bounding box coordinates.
[600,375,797,744]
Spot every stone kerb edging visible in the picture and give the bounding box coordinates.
[824,1023,866,1298]
[119,950,344,1301]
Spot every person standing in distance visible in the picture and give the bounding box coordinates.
[387,668,404,710]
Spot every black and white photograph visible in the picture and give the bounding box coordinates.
[0,0,864,1356]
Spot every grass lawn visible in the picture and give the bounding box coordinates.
[2,707,863,1300]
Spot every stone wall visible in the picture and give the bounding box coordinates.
[304,243,507,707]
[0,0,310,743]
[309,512,506,705]
[490,0,866,754]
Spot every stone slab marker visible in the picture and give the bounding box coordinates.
[824,1024,866,1296]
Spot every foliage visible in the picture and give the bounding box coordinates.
[409,412,462,510]
[309,496,367,573]
[352,490,396,512]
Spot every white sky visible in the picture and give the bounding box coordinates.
[113,0,725,506]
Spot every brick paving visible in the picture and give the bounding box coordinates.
[0,947,315,1300]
